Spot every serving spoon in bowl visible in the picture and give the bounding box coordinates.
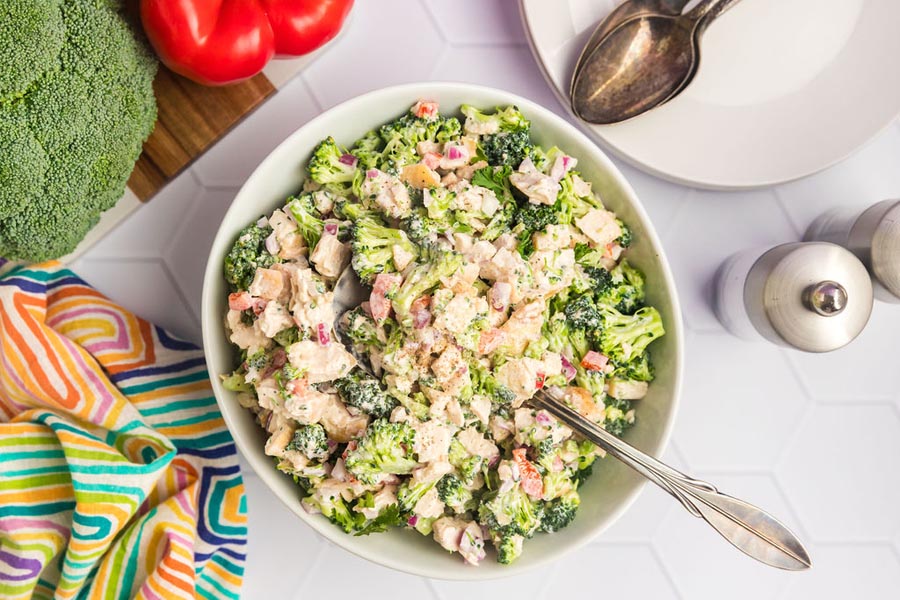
[332,267,811,570]
[571,0,743,124]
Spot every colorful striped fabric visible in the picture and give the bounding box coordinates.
[0,263,247,599]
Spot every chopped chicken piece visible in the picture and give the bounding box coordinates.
[457,427,499,463]
[249,267,285,300]
[412,420,454,463]
[319,395,369,442]
[499,299,545,355]
[310,234,350,279]
[257,301,294,337]
[360,169,411,218]
[495,357,546,404]
[289,268,335,332]
[414,487,445,518]
[392,243,415,272]
[575,208,622,247]
[430,345,471,395]
[355,485,398,520]
[607,379,649,400]
[225,309,271,354]
[288,340,356,383]
[563,386,604,423]
[284,385,331,425]
[470,395,492,424]
[269,209,306,260]
[509,161,560,205]
[532,224,574,252]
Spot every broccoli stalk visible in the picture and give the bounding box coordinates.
[287,194,325,250]
[391,248,465,322]
[344,419,419,485]
[350,217,419,284]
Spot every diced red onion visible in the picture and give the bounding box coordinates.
[447,145,463,161]
[332,458,349,482]
[327,439,338,452]
[324,222,338,236]
[256,216,268,228]
[265,231,279,254]
[535,411,552,426]
[317,323,331,346]
[407,516,419,527]
[560,355,577,382]
[271,347,286,369]
[339,153,358,167]
[366,169,379,179]
[488,454,501,467]
[552,456,565,472]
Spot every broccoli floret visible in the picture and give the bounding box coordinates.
[350,216,419,284]
[597,305,665,363]
[437,474,475,514]
[611,352,654,382]
[391,247,465,322]
[471,166,517,241]
[448,438,484,484]
[350,130,385,171]
[273,326,301,348]
[543,316,590,367]
[286,194,325,249]
[286,424,330,461]
[308,136,358,189]
[481,129,534,168]
[221,369,252,393]
[495,533,525,565]
[461,105,530,134]
[344,419,418,485]
[603,397,635,437]
[616,221,633,247]
[335,199,382,222]
[478,483,543,539]
[563,295,603,332]
[342,307,380,347]
[0,0,158,262]
[605,260,646,314]
[334,370,398,419]
[541,490,580,532]
[401,208,453,244]
[223,223,277,291]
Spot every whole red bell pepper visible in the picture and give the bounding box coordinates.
[140,0,354,86]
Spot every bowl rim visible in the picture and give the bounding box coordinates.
[201,81,684,580]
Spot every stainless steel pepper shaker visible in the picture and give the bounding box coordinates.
[805,199,900,303]
[714,242,874,352]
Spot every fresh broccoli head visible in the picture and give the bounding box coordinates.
[286,424,330,461]
[342,307,380,348]
[350,130,385,171]
[436,474,475,514]
[377,111,461,171]
[307,136,358,188]
[470,360,516,408]
[334,370,398,419]
[495,533,525,565]
[302,492,362,534]
[602,397,635,437]
[224,223,277,291]
[563,294,603,332]
[0,0,158,262]
[344,419,418,485]
[478,482,543,539]
[391,247,465,322]
[611,352,654,382]
[515,201,561,256]
[350,216,419,284]
[481,129,534,168]
[541,490,580,532]
[597,305,665,363]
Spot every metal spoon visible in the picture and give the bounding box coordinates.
[331,267,811,570]
[571,0,743,124]
[570,0,692,100]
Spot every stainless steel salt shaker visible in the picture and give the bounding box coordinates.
[805,199,900,303]
[714,242,874,352]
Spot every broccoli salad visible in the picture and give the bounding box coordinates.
[222,100,665,565]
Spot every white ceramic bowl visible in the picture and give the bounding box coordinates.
[201,82,684,580]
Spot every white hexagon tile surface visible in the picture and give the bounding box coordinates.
[70,1,900,598]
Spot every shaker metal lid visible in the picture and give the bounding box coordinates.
[848,199,900,299]
[744,242,874,353]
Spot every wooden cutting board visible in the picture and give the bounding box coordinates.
[64,56,315,262]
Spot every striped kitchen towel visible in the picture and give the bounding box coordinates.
[0,262,247,599]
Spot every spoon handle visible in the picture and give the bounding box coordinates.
[531,389,811,571]
[688,0,743,27]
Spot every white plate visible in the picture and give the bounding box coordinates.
[520,0,900,189]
